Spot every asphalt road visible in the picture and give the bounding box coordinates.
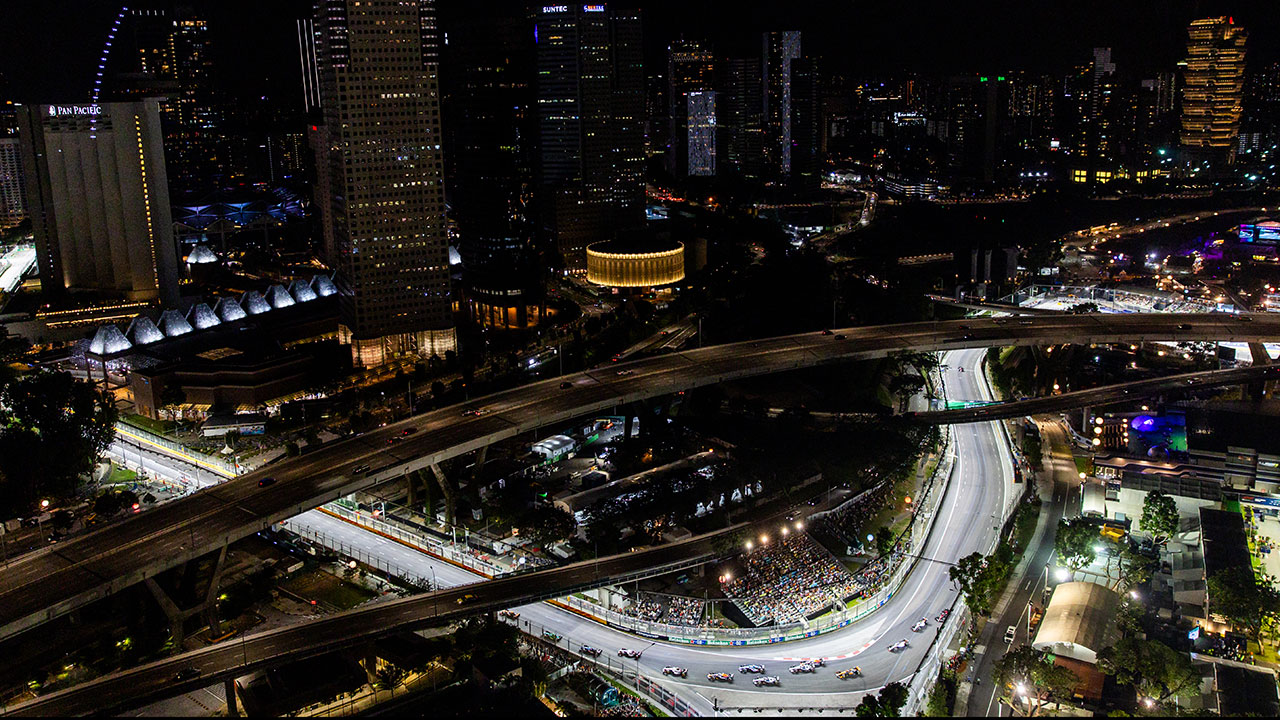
[6,348,1018,716]
[911,363,1280,425]
[1,313,1276,648]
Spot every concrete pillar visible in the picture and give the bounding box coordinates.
[225,678,239,717]
[472,445,489,481]
[430,463,456,526]
[406,470,418,509]
[363,644,379,683]
[623,406,635,442]
[145,578,187,648]
[144,544,228,647]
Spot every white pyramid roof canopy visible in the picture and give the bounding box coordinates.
[312,274,337,297]
[215,297,246,322]
[289,280,317,303]
[88,325,132,356]
[126,315,164,345]
[266,284,296,309]
[186,244,219,264]
[187,303,221,330]
[242,291,270,315]
[158,309,194,337]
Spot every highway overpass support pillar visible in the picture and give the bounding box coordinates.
[472,445,489,481]
[225,679,238,717]
[430,463,456,526]
[144,544,228,647]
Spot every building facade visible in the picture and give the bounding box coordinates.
[313,0,455,367]
[762,30,801,178]
[0,137,25,230]
[18,100,179,305]
[1180,16,1248,169]
[535,3,645,273]
[666,40,715,177]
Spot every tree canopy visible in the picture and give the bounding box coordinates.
[1207,566,1280,643]
[0,372,117,518]
[993,645,1080,716]
[949,551,1004,617]
[1098,637,1199,705]
[1055,519,1099,572]
[1139,491,1178,545]
[855,681,908,717]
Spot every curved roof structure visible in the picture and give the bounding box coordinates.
[1031,581,1121,664]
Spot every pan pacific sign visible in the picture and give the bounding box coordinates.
[47,105,102,118]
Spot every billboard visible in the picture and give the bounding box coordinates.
[1239,222,1280,244]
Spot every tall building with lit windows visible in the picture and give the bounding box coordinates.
[1180,16,1248,168]
[17,100,179,305]
[666,40,716,177]
[534,3,645,273]
[762,30,801,178]
[313,0,455,367]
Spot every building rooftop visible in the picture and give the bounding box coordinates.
[1200,507,1251,583]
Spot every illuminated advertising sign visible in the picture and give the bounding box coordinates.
[583,4,605,10]
[1240,223,1280,244]
[541,5,568,12]
[47,105,102,118]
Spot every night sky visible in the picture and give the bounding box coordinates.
[1,0,1277,106]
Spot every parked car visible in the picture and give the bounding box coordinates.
[662,666,688,678]
[1004,625,1017,643]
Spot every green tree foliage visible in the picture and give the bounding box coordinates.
[993,645,1080,716]
[522,505,576,547]
[1207,567,1280,643]
[1067,302,1100,314]
[1098,637,1199,705]
[855,681,909,717]
[1139,491,1178,545]
[1103,543,1156,593]
[0,372,117,517]
[874,525,896,557]
[1055,519,1099,572]
[949,551,1005,616]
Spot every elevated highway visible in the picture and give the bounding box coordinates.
[0,313,1277,647]
[909,363,1280,424]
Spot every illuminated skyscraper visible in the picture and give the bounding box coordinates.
[718,57,764,180]
[18,100,179,305]
[1180,16,1248,168]
[0,137,26,230]
[666,40,715,177]
[762,30,800,178]
[313,0,455,367]
[534,3,644,272]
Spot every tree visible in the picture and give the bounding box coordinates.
[889,373,926,410]
[285,442,300,457]
[1098,637,1199,706]
[1067,302,1100,314]
[1103,543,1155,593]
[855,681,909,717]
[1207,566,1280,644]
[1139,491,1178,546]
[523,505,576,547]
[993,645,1080,716]
[1055,519,1099,572]
[0,372,117,517]
[158,383,187,421]
[949,551,1002,616]
[874,526,896,557]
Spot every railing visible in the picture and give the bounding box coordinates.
[278,520,436,591]
[317,503,508,577]
[114,420,241,478]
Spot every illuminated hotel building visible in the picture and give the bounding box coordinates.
[18,100,179,305]
[313,0,455,367]
[1180,16,1248,168]
[586,236,685,289]
[0,137,25,230]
